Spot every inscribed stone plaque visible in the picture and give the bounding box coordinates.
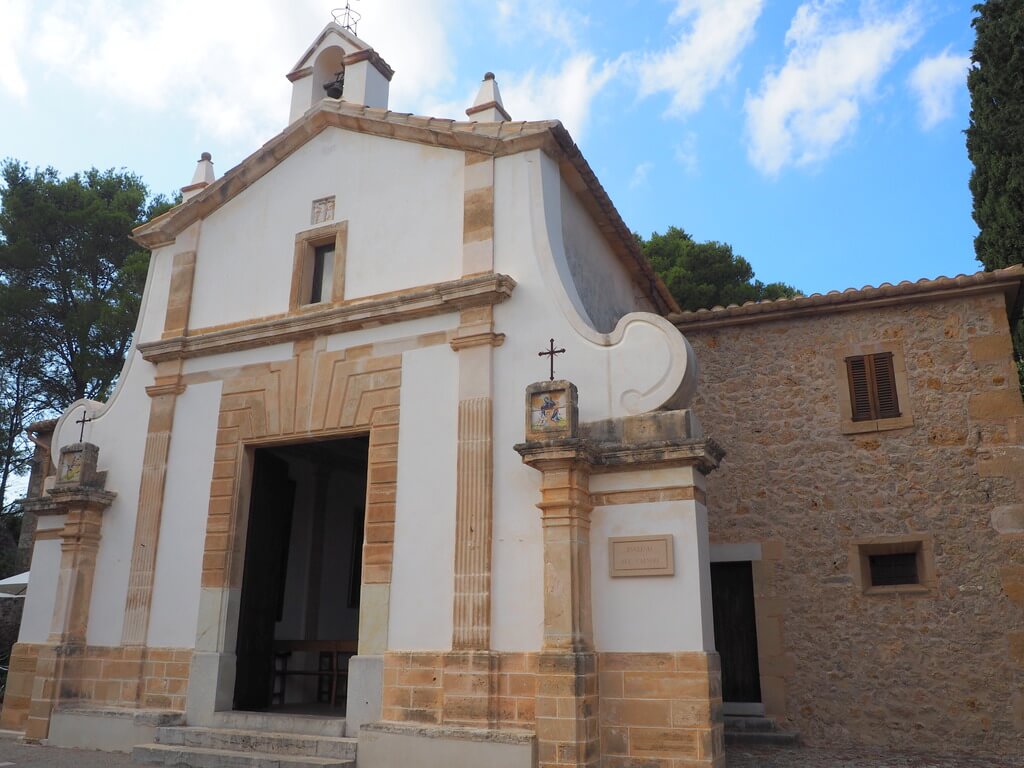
[311,196,336,225]
[609,534,675,577]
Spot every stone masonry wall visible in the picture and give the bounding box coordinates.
[681,289,1024,756]
[0,597,23,665]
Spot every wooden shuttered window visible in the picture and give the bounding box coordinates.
[845,352,900,422]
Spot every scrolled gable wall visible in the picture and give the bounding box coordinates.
[188,129,465,331]
[682,289,1024,753]
[558,175,650,333]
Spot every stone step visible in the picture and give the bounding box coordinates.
[724,729,800,747]
[155,726,358,760]
[724,715,800,746]
[210,712,348,738]
[724,714,781,732]
[133,743,354,768]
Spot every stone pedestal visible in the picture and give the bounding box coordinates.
[12,443,116,742]
[516,393,726,768]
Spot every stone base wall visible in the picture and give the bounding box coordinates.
[0,642,43,729]
[681,290,1024,754]
[383,650,724,766]
[0,642,192,735]
[598,652,723,768]
[383,651,537,729]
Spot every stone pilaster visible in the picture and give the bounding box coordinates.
[517,440,599,768]
[448,301,504,725]
[122,370,185,646]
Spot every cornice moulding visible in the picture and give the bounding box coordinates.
[137,273,516,363]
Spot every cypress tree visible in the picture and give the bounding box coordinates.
[967,0,1024,384]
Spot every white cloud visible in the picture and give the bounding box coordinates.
[490,0,588,49]
[745,1,919,176]
[638,0,765,116]
[0,0,30,98]
[674,132,699,174]
[16,0,457,145]
[498,53,620,138]
[908,49,969,129]
[629,161,654,189]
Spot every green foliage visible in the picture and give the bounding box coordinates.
[967,0,1024,270]
[967,0,1024,388]
[0,160,175,514]
[638,226,800,312]
[0,161,173,404]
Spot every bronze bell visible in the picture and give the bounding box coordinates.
[323,70,345,99]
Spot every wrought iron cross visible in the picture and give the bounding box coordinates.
[75,408,93,443]
[538,338,565,382]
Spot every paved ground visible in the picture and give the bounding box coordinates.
[0,735,1020,767]
[0,736,132,767]
[728,745,1024,768]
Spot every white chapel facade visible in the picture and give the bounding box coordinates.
[2,21,727,768]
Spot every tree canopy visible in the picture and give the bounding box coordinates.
[0,160,175,514]
[638,226,800,312]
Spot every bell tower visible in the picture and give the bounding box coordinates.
[286,15,393,123]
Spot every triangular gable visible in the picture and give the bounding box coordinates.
[133,101,679,315]
[288,22,369,77]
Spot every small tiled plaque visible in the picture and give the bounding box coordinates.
[524,380,578,441]
[530,389,569,432]
[609,534,675,577]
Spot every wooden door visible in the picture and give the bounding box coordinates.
[233,451,295,710]
[710,561,762,703]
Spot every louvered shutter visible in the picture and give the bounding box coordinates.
[871,352,900,419]
[846,355,873,421]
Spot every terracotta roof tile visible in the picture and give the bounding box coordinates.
[671,265,1024,329]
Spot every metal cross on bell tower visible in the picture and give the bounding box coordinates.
[538,338,566,382]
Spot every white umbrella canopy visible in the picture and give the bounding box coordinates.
[0,571,29,596]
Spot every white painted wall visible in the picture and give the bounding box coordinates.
[19,537,62,643]
[389,344,458,650]
[146,381,222,648]
[181,343,295,376]
[136,246,174,345]
[590,497,713,652]
[323,314,456,354]
[189,129,463,330]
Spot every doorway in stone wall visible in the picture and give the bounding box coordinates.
[233,436,369,714]
[711,561,762,711]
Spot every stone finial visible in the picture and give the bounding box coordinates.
[466,71,511,122]
[181,152,215,201]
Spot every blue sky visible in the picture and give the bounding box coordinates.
[0,0,979,296]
